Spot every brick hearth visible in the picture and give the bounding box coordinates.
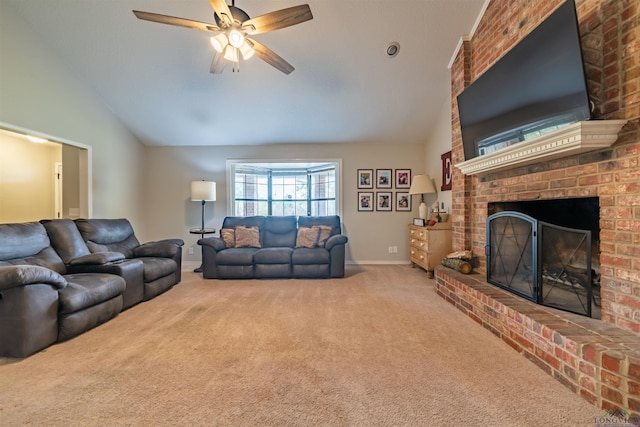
[435,266,640,415]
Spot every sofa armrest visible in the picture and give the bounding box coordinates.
[198,237,227,252]
[133,239,185,258]
[69,252,125,266]
[0,265,67,290]
[325,235,348,250]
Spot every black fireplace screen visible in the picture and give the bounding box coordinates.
[487,211,595,317]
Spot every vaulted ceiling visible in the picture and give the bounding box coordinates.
[5,0,485,146]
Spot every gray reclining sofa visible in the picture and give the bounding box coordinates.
[0,219,183,358]
[198,215,348,279]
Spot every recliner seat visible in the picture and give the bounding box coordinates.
[74,218,184,300]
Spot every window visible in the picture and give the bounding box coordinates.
[229,161,340,217]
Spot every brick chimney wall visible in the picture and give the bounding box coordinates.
[450,0,640,332]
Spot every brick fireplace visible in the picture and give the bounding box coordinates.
[440,0,640,415]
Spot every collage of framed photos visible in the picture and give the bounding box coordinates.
[357,169,411,212]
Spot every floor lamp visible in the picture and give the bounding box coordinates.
[191,180,216,273]
[408,174,436,221]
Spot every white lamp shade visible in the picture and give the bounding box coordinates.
[191,181,216,201]
[408,175,436,195]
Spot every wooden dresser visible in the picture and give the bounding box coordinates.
[408,220,452,278]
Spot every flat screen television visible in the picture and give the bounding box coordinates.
[457,0,592,161]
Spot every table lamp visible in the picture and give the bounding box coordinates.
[408,174,436,220]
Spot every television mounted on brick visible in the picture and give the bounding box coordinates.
[457,0,592,161]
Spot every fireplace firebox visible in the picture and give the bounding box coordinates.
[486,198,600,318]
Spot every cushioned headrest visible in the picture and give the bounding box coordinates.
[41,219,91,264]
[75,218,135,245]
[0,222,50,261]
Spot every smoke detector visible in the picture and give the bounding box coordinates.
[386,42,400,58]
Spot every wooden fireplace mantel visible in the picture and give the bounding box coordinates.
[455,120,628,175]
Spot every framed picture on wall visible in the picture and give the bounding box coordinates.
[395,192,411,211]
[357,169,373,189]
[441,151,453,191]
[358,192,374,211]
[395,169,411,188]
[376,169,392,188]
[376,192,392,211]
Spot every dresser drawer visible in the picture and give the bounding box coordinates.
[410,238,428,251]
[409,228,426,240]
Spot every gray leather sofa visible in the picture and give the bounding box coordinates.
[0,222,126,358]
[0,219,184,358]
[198,215,348,279]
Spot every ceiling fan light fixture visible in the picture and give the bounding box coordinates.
[223,45,239,62]
[239,42,254,60]
[210,33,228,53]
[228,29,245,48]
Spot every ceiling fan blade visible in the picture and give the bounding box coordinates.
[210,51,226,74]
[208,0,234,27]
[246,38,294,75]
[242,5,313,35]
[133,10,220,32]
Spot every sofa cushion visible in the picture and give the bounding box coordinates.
[220,228,235,248]
[297,216,341,236]
[58,273,125,315]
[235,226,261,248]
[295,225,335,248]
[75,219,141,257]
[254,247,293,264]
[138,257,177,282]
[263,216,297,248]
[316,225,334,247]
[0,222,51,261]
[295,227,319,248]
[292,247,330,265]
[40,219,91,264]
[217,248,258,265]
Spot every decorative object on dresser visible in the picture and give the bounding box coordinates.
[408,174,436,220]
[408,219,452,279]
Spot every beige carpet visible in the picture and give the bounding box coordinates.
[0,265,602,426]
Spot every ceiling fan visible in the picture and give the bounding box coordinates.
[133,0,313,74]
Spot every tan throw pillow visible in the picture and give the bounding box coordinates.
[235,226,261,248]
[315,225,334,247]
[296,226,320,248]
[220,228,235,248]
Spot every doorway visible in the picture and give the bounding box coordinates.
[0,124,91,222]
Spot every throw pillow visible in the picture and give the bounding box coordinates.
[295,226,320,248]
[315,225,334,247]
[220,228,235,248]
[235,226,261,248]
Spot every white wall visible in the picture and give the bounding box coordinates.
[0,2,147,234]
[145,143,426,263]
